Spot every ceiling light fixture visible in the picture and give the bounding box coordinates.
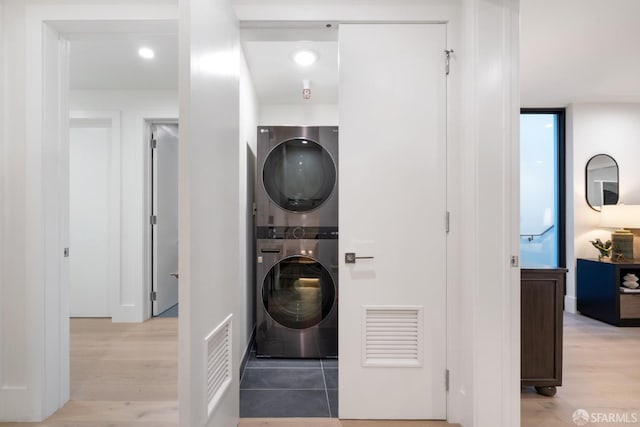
[138,47,155,59]
[293,50,318,67]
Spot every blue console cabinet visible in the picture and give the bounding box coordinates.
[577,258,640,327]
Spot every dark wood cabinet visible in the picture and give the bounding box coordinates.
[521,268,566,396]
[577,258,640,327]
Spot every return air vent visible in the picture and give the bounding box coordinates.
[204,314,232,421]
[362,306,423,367]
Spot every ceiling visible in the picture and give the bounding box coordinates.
[69,2,640,106]
[240,24,338,105]
[520,0,640,106]
[68,23,338,105]
[69,30,178,90]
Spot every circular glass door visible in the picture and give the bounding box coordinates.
[262,256,335,329]
[263,138,336,212]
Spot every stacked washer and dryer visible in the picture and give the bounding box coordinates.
[255,126,339,358]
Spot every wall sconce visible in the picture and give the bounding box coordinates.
[600,205,640,260]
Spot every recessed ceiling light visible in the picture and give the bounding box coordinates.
[293,50,317,67]
[138,47,155,59]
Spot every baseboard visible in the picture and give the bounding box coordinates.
[0,385,38,421]
[111,304,144,323]
[240,326,256,379]
[564,295,577,313]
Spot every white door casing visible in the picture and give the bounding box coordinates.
[338,23,448,419]
[152,123,180,316]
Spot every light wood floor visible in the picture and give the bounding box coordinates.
[0,313,638,426]
[521,312,640,427]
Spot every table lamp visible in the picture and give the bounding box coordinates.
[600,204,640,260]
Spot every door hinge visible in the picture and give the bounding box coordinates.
[150,291,157,301]
[150,215,157,225]
[63,247,70,258]
[511,255,519,268]
[252,202,257,216]
[445,49,454,75]
[445,211,450,233]
[150,138,157,149]
[445,369,450,392]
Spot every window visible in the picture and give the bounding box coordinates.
[520,109,565,268]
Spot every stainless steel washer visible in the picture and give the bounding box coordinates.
[256,237,338,358]
[257,126,338,228]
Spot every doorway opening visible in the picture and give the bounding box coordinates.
[150,122,180,317]
[66,23,178,322]
[238,21,340,419]
[64,19,179,411]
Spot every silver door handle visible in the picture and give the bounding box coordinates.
[169,272,179,279]
[345,252,374,264]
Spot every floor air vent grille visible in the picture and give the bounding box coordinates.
[204,314,232,420]
[363,306,423,367]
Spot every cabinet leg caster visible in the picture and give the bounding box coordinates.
[535,386,557,397]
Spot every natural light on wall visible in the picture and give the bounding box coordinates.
[520,113,561,268]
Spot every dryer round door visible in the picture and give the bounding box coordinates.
[262,255,336,329]
[262,138,337,213]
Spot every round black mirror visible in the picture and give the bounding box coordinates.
[586,154,619,211]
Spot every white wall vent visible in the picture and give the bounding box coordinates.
[362,306,423,367]
[204,314,232,421]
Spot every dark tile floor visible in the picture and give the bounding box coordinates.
[240,351,338,418]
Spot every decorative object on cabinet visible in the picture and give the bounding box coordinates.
[599,205,640,260]
[589,238,612,260]
[585,154,619,211]
[577,258,640,326]
[521,268,566,396]
[622,273,639,289]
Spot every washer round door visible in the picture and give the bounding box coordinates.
[262,256,336,329]
[262,138,337,213]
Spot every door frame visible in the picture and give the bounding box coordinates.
[2,6,178,419]
[146,119,179,318]
[235,2,521,424]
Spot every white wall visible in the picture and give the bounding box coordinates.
[567,103,640,312]
[239,49,259,361]
[178,0,241,424]
[70,90,178,322]
[1,1,34,419]
[459,1,520,425]
[259,103,337,126]
[0,1,5,417]
[0,0,178,421]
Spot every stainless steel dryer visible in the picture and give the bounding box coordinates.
[257,126,338,228]
[256,234,338,358]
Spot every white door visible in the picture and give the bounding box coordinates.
[338,23,448,419]
[152,123,179,316]
[69,126,111,317]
